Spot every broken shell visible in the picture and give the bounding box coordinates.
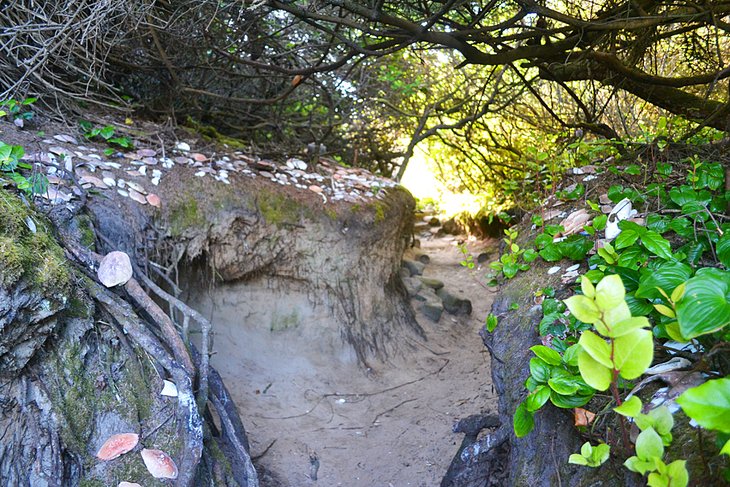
[559,209,592,236]
[97,251,134,288]
[161,379,178,397]
[96,433,139,460]
[605,198,634,240]
[141,448,178,479]
[146,193,161,207]
[118,483,142,487]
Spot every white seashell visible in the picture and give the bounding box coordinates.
[605,198,634,240]
[160,380,178,397]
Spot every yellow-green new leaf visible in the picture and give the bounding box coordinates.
[578,331,613,368]
[564,295,601,324]
[671,282,686,303]
[581,275,596,299]
[578,349,612,391]
[653,304,675,318]
[614,329,654,380]
[614,395,642,417]
[609,316,651,338]
[602,301,631,330]
[595,275,626,311]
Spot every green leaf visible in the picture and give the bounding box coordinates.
[530,345,562,366]
[609,316,650,338]
[665,460,689,487]
[581,275,595,299]
[558,235,594,260]
[676,377,730,433]
[635,262,692,300]
[720,438,730,456]
[649,406,674,437]
[513,402,535,437]
[523,248,538,262]
[592,443,610,465]
[675,268,730,339]
[539,244,562,261]
[99,125,115,139]
[614,395,642,417]
[549,389,593,408]
[636,427,664,460]
[578,348,612,391]
[564,295,601,324]
[717,234,730,269]
[592,214,608,231]
[503,261,519,278]
[578,331,612,367]
[568,454,589,466]
[614,329,653,380]
[618,247,647,269]
[529,357,551,383]
[562,343,580,366]
[640,231,673,260]
[625,456,656,475]
[485,313,498,332]
[595,274,625,311]
[525,385,551,412]
[615,229,640,249]
[548,374,580,396]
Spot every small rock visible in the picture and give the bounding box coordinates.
[402,259,425,276]
[176,142,191,151]
[416,254,430,264]
[437,288,472,315]
[402,277,422,297]
[418,277,444,290]
[421,299,444,322]
[414,286,439,303]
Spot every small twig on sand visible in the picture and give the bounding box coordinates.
[372,398,417,425]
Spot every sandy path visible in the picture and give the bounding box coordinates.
[198,236,498,486]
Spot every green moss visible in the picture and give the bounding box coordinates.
[183,116,248,149]
[372,201,386,222]
[76,215,96,250]
[258,190,309,226]
[66,292,92,319]
[0,189,71,294]
[50,343,97,455]
[168,197,205,236]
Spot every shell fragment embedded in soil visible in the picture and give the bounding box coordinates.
[141,448,179,479]
[96,433,139,460]
[97,251,134,288]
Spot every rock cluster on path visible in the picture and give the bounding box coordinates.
[400,257,472,322]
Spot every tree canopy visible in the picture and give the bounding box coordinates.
[1,0,728,190]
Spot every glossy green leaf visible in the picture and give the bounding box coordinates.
[549,389,593,408]
[615,229,640,249]
[513,402,535,437]
[562,343,580,367]
[525,385,551,412]
[539,243,562,262]
[548,374,580,396]
[717,234,730,268]
[665,460,689,487]
[529,357,551,383]
[577,348,612,391]
[648,406,674,437]
[614,395,642,417]
[614,328,653,380]
[635,262,692,300]
[485,313,498,332]
[640,231,673,260]
[675,268,730,339]
[677,377,730,433]
[618,247,647,269]
[530,345,562,366]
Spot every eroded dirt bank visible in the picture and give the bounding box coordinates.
[185,236,498,486]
